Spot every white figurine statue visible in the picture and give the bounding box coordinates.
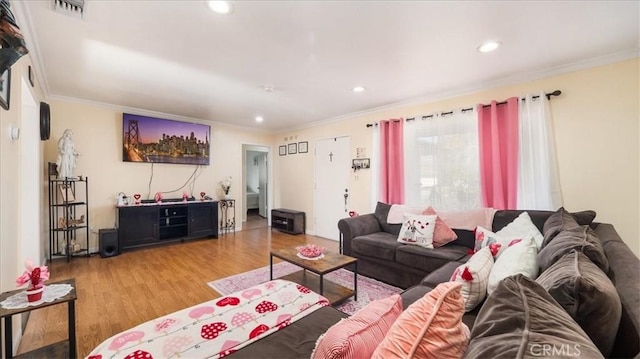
[56,129,79,179]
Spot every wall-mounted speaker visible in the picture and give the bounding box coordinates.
[99,228,118,258]
[40,102,50,141]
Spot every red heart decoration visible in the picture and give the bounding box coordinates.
[201,322,228,340]
[249,324,269,339]
[216,296,240,307]
[123,350,152,359]
[133,194,141,200]
[255,300,278,314]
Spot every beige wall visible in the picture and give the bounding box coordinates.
[276,59,640,256]
[0,55,46,351]
[44,101,274,251]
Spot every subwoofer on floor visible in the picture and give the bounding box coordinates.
[99,228,119,258]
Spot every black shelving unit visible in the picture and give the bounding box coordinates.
[48,163,90,262]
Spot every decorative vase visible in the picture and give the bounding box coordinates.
[224,193,231,200]
[26,285,44,303]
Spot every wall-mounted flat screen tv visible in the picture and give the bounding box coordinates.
[122,113,210,165]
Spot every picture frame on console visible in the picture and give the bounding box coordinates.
[58,184,75,203]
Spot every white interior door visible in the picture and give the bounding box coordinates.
[314,136,350,241]
[258,153,267,217]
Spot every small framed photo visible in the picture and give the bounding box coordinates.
[298,141,308,153]
[0,68,11,111]
[288,142,297,155]
[279,145,287,156]
[352,158,371,170]
[58,184,75,202]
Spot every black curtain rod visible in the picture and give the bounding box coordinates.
[366,90,561,127]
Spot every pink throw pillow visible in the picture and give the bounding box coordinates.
[371,282,470,358]
[423,206,458,247]
[311,294,402,359]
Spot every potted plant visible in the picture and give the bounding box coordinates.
[16,260,49,303]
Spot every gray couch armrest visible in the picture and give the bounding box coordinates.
[337,214,381,256]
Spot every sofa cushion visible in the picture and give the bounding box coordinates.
[542,207,581,247]
[538,225,609,274]
[311,294,402,359]
[450,229,476,249]
[464,274,604,359]
[396,213,437,248]
[487,236,539,295]
[492,208,596,233]
[374,202,402,236]
[395,244,469,273]
[423,206,458,247]
[372,282,469,358]
[536,250,621,357]
[450,246,494,312]
[352,232,400,262]
[421,261,462,288]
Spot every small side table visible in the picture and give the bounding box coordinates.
[219,199,236,234]
[0,278,77,358]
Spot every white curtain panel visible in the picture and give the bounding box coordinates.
[517,93,563,210]
[404,110,481,210]
[370,123,380,211]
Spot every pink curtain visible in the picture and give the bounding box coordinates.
[379,119,405,204]
[477,98,519,209]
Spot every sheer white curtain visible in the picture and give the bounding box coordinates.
[517,93,563,209]
[404,110,481,210]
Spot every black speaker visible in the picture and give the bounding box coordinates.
[99,228,119,258]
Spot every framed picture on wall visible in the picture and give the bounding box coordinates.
[279,145,287,156]
[0,68,11,111]
[288,142,297,155]
[298,141,308,153]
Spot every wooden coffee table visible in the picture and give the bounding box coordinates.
[270,248,358,305]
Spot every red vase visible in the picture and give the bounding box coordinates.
[26,285,44,303]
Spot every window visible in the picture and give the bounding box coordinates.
[404,110,481,210]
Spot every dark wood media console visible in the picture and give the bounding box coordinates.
[271,208,305,234]
[117,201,218,251]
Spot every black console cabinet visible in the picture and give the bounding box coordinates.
[271,208,305,234]
[118,201,218,251]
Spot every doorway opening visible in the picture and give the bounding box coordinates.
[242,144,270,230]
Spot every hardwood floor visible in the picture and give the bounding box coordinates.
[17,227,338,357]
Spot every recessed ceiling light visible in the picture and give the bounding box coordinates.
[477,41,501,53]
[352,86,365,93]
[262,85,274,92]
[255,116,264,123]
[208,1,233,15]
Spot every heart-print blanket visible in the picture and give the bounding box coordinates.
[87,279,330,359]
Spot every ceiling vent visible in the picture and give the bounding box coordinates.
[52,0,85,19]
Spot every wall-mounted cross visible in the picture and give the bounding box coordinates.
[329,152,333,162]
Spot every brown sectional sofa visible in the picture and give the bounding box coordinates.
[338,204,640,358]
[229,204,639,358]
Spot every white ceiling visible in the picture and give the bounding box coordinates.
[14,1,640,132]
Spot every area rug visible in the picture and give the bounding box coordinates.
[208,262,402,315]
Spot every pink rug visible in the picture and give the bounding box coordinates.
[208,262,402,315]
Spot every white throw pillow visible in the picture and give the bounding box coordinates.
[397,214,437,248]
[474,211,544,258]
[496,211,544,250]
[487,236,539,295]
[450,246,494,312]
